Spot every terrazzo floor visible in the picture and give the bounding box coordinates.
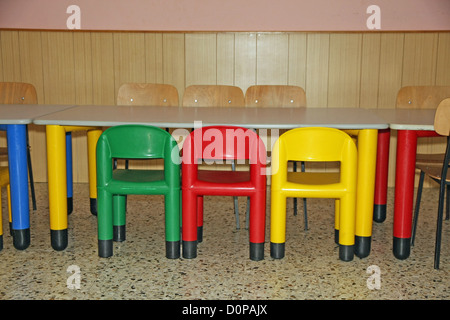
[0,182,448,301]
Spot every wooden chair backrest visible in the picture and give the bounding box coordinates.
[245,85,306,107]
[0,82,37,104]
[117,83,179,106]
[182,85,244,107]
[396,86,450,109]
[435,98,450,137]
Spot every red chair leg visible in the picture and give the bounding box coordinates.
[249,191,266,261]
[182,190,198,259]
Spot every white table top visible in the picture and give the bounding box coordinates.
[33,105,389,130]
[373,108,436,131]
[0,104,76,125]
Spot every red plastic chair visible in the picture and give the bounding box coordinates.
[181,126,267,261]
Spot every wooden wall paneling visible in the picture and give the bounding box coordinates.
[256,33,289,85]
[162,33,185,101]
[0,31,21,82]
[185,33,217,87]
[73,32,93,105]
[19,31,47,182]
[360,33,381,109]
[235,33,256,94]
[113,32,147,99]
[377,33,404,109]
[436,33,450,85]
[145,33,164,84]
[288,33,307,90]
[217,33,235,85]
[305,33,329,108]
[327,33,362,108]
[91,32,115,105]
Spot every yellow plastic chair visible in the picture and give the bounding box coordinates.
[0,166,12,251]
[270,127,357,262]
[245,84,308,227]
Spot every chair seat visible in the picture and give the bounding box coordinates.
[416,163,450,182]
[197,169,250,184]
[416,153,445,164]
[287,171,340,185]
[108,169,170,194]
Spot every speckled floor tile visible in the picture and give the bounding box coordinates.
[0,182,448,300]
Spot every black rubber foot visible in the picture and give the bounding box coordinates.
[355,236,371,258]
[113,225,126,242]
[0,235,3,251]
[166,241,180,259]
[90,198,97,216]
[270,242,285,259]
[250,242,264,261]
[12,228,30,250]
[373,204,386,223]
[98,239,113,258]
[67,197,73,215]
[182,240,197,259]
[393,237,411,260]
[335,229,339,244]
[197,226,203,243]
[339,245,354,261]
[51,229,68,251]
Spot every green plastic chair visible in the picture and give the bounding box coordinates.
[96,124,181,259]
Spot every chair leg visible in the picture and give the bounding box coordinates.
[411,171,425,246]
[182,190,198,259]
[165,188,181,259]
[97,189,113,258]
[112,194,126,242]
[446,184,449,221]
[434,181,446,269]
[301,161,308,230]
[231,160,240,229]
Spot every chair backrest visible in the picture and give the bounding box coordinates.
[396,86,450,109]
[0,82,37,104]
[434,98,450,137]
[117,83,179,106]
[182,126,266,178]
[271,127,357,180]
[96,125,180,184]
[182,85,244,107]
[245,85,306,107]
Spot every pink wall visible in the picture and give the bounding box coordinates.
[0,0,449,31]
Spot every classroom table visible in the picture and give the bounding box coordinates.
[34,105,388,256]
[373,108,438,260]
[0,104,75,250]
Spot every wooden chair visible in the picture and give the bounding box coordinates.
[244,85,306,108]
[117,83,179,106]
[117,83,180,169]
[245,85,308,228]
[411,98,450,269]
[182,85,246,230]
[182,85,244,107]
[397,86,450,163]
[0,82,37,210]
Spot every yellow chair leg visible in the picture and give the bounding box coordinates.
[270,190,287,259]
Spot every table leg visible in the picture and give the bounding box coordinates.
[7,124,30,250]
[374,128,390,223]
[393,130,417,260]
[354,129,378,258]
[46,125,68,251]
